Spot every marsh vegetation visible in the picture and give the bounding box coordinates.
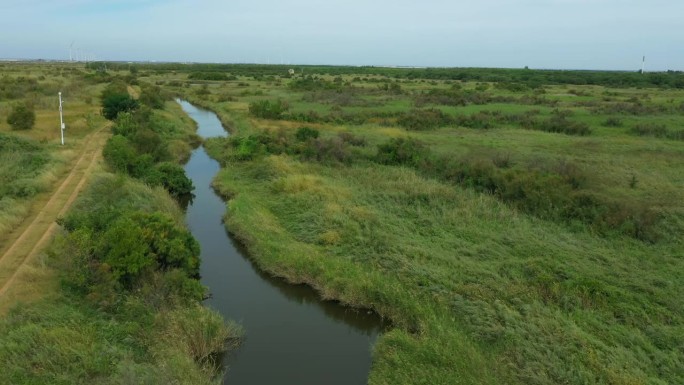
[145,64,684,385]
[0,63,239,385]
[1,61,683,384]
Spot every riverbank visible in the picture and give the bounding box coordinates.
[0,173,242,384]
[0,76,241,384]
[178,99,384,385]
[187,81,683,384]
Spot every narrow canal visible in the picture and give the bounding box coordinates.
[178,100,384,384]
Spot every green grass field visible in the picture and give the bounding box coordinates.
[1,62,682,384]
[0,63,107,237]
[151,67,684,384]
[0,63,238,385]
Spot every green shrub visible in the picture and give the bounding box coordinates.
[454,112,496,129]
[139,85,166,109]
[7,103,35,130]
[397,109,453,131]
[337,131,367,146]
[299,137,352,164]
[630,123,668,138]
[376,137,430,166]
[248,99,289,119]
[147,162,194,199]
[131,128,170,162]
[78,210,201,288]
[112,112,139,137]
[535,111,592,136]
[602,117,623,127]
[103,135,137,174]
[229,135,267,161]
[295,126,320,141]
[102,93,139,120]
[163,305,242,366]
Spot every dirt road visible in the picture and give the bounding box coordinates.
[0,126,110,310]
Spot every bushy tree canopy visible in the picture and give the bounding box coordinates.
[102,93,139,120]
[7,103,36,130]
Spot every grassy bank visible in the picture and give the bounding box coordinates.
[0,66,240,384]
[0,174,241,384]
[164,67,683,385]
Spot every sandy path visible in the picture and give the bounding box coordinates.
[0,126,110,305]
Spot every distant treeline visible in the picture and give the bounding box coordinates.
[88,62,684,88]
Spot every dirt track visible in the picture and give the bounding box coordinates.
[0,127,109,303]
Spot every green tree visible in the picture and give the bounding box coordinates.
[102,93,139,120]
[145,162,194,198]
[98,211,200,286]
[102,135,137,173]
[7,103,36,130]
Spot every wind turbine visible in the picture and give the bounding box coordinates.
[69,41,74,62]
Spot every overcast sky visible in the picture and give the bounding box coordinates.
[1,0,682,70]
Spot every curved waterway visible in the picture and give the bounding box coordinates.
[178,100,384,385]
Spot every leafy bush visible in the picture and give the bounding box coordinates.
[248,99,289,119]
[111,112,139,137]
[413,88,492,107]
[139,85,166,109]
[102,93,139,120]
[131,128,170,162]
[426,153,658,240]
[337,131,367,146]
[289,76,342,91]
[146,162,194,199]
[602,117,623,127]
[231,135,266,161]
[295,126,320,141]
[454,112,496,129]
[299,137,352,164]
[7,103,35,130]
[103,135,137,174]
[397,109,453,131]
[376,137,431,166]
[0,76,39,99]
[65,208,199,289]
[534,111,592,136]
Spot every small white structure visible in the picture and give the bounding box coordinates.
[288,69,295,76]
[59,92,65,145]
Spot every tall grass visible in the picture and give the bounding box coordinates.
[0,133,62,236]
[190,73,684,385]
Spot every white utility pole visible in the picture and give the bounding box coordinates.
[58,92,65,145]
[642,56,646,73]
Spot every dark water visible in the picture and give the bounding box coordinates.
[178,100,384,385]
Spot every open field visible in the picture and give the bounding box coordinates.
[1,62,682,384]
[132,64,684,384]
[0,63,108,240]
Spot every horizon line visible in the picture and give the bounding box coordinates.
[1,57,681,73]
